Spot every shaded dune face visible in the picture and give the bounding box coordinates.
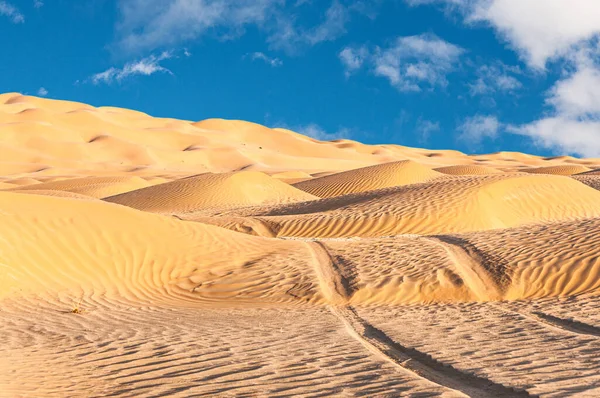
[572,175,600,191]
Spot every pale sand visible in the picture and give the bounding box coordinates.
[2,94,600,397]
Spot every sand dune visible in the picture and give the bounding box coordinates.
[572,175,600,191]
[3,189,600,308]
[318,217,600,305]
[434,164,501,175]
[524,164,592,175]
[0,191,321,305]
[4,93,600,178]
[8,189,97,200]
[7,176,156,198]
[576,167,600,175]
[199,174,600,238]
[4,94,600,397]
[293,160,444,198]
[104,171,318,214]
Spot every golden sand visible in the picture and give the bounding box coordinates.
[2,94,600,397]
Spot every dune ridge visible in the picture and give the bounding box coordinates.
[293,160,444,198]
[3,93,600,178]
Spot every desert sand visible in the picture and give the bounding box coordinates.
[2,93,600,397]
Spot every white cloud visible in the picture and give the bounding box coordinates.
[0,1,24,23]
[468,63,522,96]
[457,115,500,147]
[90,51,174,84]
[341,34,463,91]
[546,67,600,118]
[415,118,440,142]
[510,66,600,156]
[37,87,48,96]
[338,46,368,76]
[509,118,600,158]
[33,0,43,8]
[470,0,600,69]
[409,0,600,156]
[374,34,464,91]
[408,0,600,69]
[247,52,282,67]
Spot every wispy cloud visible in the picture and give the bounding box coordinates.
[33,0,43,9]
[246,52,283,67]
[468,62,522,96]
[37,87,48,96]
[90,51,174,85]
[457,115,500,148]
[415,118,440,142]
[114,0,361,56]
[338,46,368,77]
[115,0,276,54]
[0,1,24,23]
[340,34,464,91]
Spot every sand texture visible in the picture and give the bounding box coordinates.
[3,94,600,397]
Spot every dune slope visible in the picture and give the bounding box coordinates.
[293,160,443,198]
[104,171,318,214]
[8,176,155,198]
[197,174,600,238]
[0,191,321,305]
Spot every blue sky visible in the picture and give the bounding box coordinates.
[2,0,600,157]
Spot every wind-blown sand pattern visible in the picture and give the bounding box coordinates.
[434,164,502,175]
[292,160,444,198]
[3,94,600,397]
[523,164,592,175]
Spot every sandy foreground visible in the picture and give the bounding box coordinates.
[2,93,600,397]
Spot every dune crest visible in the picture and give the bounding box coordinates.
[293,160,444,198]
